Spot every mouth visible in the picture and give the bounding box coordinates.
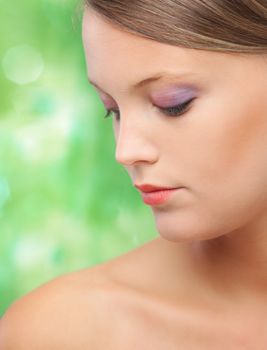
[134,183,181,193]
[134,184,183,206]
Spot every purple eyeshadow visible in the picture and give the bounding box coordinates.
[151,86,198,108]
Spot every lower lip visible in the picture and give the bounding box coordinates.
[140,188,182,205]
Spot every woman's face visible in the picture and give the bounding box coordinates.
[82,8,267,243]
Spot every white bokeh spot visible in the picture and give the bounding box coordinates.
[2,44,44,85]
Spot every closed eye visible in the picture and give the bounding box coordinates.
[103,98,196,121]
[157,97,196,117]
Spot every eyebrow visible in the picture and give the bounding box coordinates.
[88,71,193,93]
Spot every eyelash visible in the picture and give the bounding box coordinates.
[104,98,195,121]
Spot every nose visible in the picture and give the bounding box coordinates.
[114,119,159,166]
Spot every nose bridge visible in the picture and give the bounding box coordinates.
[115,116,158,166]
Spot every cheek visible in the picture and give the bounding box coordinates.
[157,100,267,242]
[186,94,267,188]
[185,99,267,238]
[148,89,267,202]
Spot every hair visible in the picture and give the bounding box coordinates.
[84,0,267,54]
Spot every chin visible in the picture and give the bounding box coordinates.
[153,211,227,243]
[157,228,218,244]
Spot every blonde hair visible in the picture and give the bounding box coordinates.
[85,0,267,53]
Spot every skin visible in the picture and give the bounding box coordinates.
[81,6,267,345]
[82,8,267,294]
[1,6,267,349]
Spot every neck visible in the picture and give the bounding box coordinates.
[192,218,267,300]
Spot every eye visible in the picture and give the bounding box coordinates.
[103,98,195,121]
[158,98,195,117]
[104,109,120,121]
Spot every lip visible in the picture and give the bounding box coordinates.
[140,188,181,205]
[134,184,179,193]
[134,184,183,206]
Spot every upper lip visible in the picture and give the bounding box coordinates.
[134,184,181,193]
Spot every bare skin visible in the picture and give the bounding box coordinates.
[1,236,266,349]
[1,6,267,349]
[88,237,266,349]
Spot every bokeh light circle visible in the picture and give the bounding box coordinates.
[2,44,44,85]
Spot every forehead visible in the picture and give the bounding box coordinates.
[82,8,255,94]
[83,9,203,69]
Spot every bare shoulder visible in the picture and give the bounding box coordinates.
[0,237,186,350]
[0,264,124,350]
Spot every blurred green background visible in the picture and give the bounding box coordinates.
[0,0,157,316]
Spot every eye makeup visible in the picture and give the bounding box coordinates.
[100,84,199,120]
[150,85,199,108]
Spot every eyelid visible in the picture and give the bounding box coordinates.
[151,85,199,105]
[157,97,196,117]
[104,97,195,120]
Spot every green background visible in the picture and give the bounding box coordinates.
[0,0,157,316]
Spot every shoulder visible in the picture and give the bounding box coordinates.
[0,265,123,350]
[0,237,179,349]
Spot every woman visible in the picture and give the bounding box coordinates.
[1,1,267,348]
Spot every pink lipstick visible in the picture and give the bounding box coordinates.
[141,189,179,205]
[134,184,182,206]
